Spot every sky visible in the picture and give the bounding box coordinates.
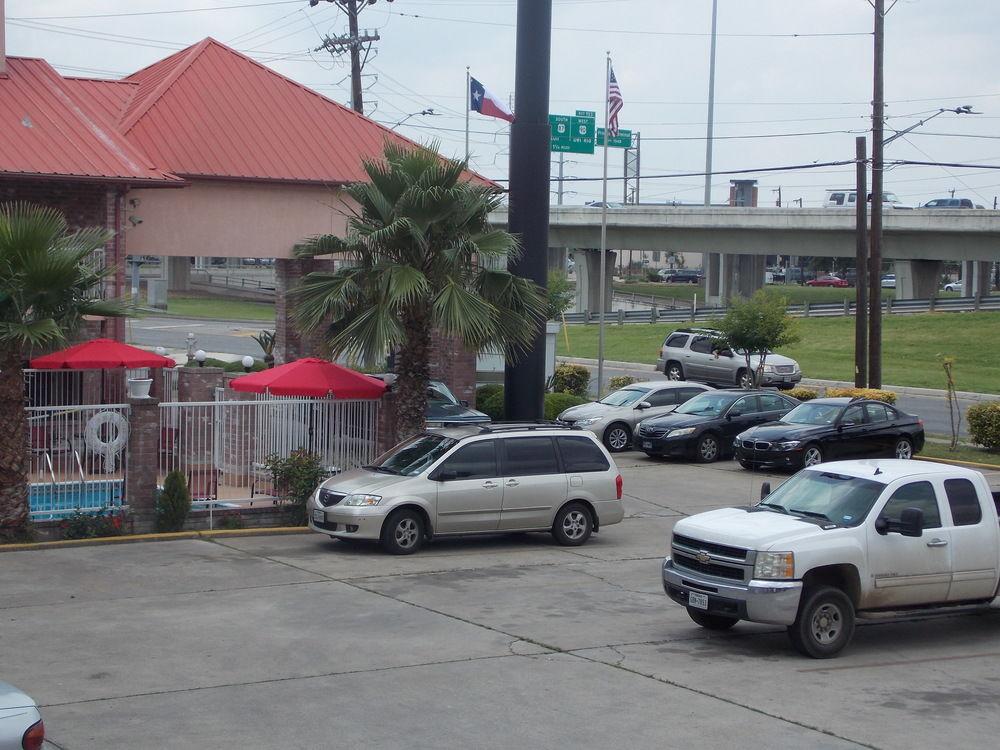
[7,0,1000,207]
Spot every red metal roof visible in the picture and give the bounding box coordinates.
[119,38,490,186]
[0,58,181,185]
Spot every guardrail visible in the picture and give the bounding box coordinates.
[564,294,1000,325]
[191,271,277,294]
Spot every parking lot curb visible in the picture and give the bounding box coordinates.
[0,526,311,554]
[914,455,1000,472]
[556,356,997,401]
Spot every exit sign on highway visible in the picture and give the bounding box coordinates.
[596,128,632,148]
[549,111,595,154]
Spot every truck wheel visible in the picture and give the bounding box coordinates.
[787,586,855,659]
[737,369,753,389]
[665,361,684,381]
[687,608,738,630]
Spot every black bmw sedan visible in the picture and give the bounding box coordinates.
[635,389,798,462]
[734,397,925,471]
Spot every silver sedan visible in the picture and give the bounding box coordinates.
[557,381,712,452]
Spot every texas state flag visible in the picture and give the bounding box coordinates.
[470,76,515,123]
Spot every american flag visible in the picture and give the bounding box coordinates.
[607,66,624,137]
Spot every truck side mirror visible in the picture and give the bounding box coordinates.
[899,507,924,537]
[760,482,771,500]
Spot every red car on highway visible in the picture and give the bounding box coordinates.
[806,275,849,287]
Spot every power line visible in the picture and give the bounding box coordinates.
[492,159,859,184]
[10,1,303,21]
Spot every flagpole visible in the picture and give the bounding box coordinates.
[597,52,611,399]
[465,66,471,162]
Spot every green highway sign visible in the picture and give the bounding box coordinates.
[549,112,595,154]
[596,128,632,148]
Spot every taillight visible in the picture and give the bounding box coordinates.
[22,719,44,750]
[615,474,623,500]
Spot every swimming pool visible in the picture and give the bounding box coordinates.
[29,480,125,521]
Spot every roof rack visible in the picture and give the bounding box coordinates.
[475,420,582,434]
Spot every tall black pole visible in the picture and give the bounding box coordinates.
[346,0,364,114]
[504,0,552,420]
[854,136,869,388]
[868,0,884,388]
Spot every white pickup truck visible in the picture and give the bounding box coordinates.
[662,460,1000,658]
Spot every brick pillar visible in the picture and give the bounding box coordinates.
[126,395,160,532]
[376,391,399,455]
[428,331,478,408]
[177,366,225,402]
[274,258,337,364]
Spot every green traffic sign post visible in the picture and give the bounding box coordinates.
[596,128,632,148]
[549,111,595,154]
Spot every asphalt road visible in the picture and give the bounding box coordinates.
[577,360,978,439]
[4,457,1000,749]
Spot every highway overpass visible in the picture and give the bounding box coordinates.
[489,206,1000,305]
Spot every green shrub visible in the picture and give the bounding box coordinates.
[478,387,505,420]
[155,470,192,532]
[264,450,327,526]
[607,375,638,391]
[63,508,128,540]
[967,401,1000,450]
[826,387,896,404]
[476,383,503,406]
[550,363,591,397]
[786,387,818,401]
[645,270,661,282]
[544,392,588,420]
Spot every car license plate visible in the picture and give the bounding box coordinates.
[312,509,325,523]
[688,592,709,610]
[642,441,653,449]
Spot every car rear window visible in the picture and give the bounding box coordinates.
[556,436,610,473]
[502,437,560,476]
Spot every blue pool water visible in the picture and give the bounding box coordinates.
[29,480,125,521]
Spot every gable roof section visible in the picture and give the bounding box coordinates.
[64,77,139,128]
[120,38,490,186]
[0,58,181,185]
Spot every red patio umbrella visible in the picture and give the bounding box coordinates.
[31,339,175,369]
[229,358,386,399]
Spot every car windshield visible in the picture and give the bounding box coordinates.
[367,433,458,477]
[759,470,885,527]
[784,402,843,425]
[674,392,739,416]
[599,387,651,407]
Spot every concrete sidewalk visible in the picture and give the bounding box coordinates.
[558,355,998,402]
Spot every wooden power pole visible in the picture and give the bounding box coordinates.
[854,136,869,388]
[868,0,885,388]
[311,0,386,115]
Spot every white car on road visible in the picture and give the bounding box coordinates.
[0,681,44,750]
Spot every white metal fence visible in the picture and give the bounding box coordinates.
[158,397,380,504]
[27,403,130,520]
[24,367,150,407]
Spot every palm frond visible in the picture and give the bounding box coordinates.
[0,318,64,347]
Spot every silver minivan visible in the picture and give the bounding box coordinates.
[307,425,625,554]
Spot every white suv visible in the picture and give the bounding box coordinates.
[307,424,625,554]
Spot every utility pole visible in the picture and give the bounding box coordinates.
[772,186,782,207]
[854,136,869,388]
[311,0,390,115]
[557,153,564,205]
[868,0,885,389]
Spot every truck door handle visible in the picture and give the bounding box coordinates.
[926,538,948,547]
[505,479,520,487]
[482,481,498,489]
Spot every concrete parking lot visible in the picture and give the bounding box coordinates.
[3,455,999,749]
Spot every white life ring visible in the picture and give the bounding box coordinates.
[85,411,129,460]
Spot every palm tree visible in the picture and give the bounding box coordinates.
[292,142,546,439]
[0,203,125,539]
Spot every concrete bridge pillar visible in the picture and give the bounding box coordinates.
[573,249,616,314]
[167,256,191,292]
[962,260,991,297]
[548,247,568,273]
[704,252,722,305]
[895,260,942,300]
[732,254,766,299]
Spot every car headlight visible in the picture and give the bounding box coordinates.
[574,417,602,426]
[776,440,801,451]
[667,427,696,437]
[754,551,795,579]
[342,494,382,507]
[762,364,776,373]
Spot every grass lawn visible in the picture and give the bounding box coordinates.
[919,442,1000,468]
[132,294,275,322]
[614,282,898,305]
[556,311,1000,394]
